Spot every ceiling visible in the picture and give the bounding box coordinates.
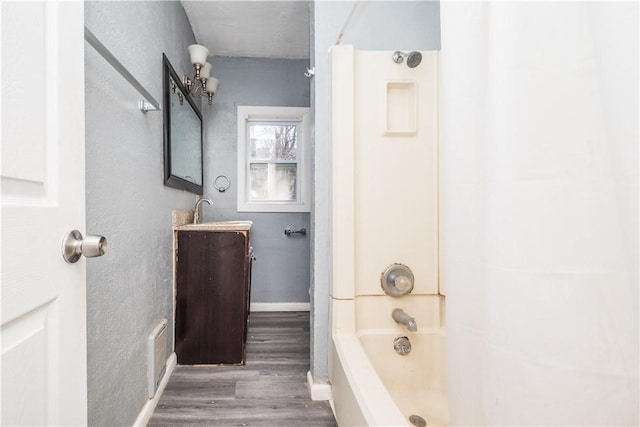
[181,1,310,60]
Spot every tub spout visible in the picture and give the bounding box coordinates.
[392,308,417,332]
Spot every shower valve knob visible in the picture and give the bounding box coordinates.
[394,275,412,291]
[381,263,415,297]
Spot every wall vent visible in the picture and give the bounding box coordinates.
[148,318,168,398]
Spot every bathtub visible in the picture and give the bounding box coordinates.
[330,298,449,427]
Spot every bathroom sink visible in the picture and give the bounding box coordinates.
[175,220,253,232]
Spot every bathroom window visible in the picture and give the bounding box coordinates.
[237,106,310,212]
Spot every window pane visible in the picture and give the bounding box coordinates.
[274,164,297,201]
[249,164,268,200]
[249,163,297,202]
[249,123,297,161]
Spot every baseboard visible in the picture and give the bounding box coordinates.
[307,370,332,401]
[250,302,310,312]
[133,352,177,427]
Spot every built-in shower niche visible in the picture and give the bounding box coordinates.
[383,81,417,135]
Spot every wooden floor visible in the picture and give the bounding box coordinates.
[149,312,337,426]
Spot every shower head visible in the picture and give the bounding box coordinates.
[392,51,422,68]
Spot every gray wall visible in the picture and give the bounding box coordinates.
[85,2,197,425]
[201,57,312,303]
[310,0,441,382]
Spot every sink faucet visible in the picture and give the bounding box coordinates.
[193,198,213,224]
[392,308,417,332]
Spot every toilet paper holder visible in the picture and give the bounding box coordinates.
[284,228,307,236]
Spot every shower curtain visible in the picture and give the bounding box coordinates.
[440,2,638,425]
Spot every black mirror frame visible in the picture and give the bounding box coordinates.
[162,53,204,195]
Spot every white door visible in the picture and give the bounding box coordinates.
[1,1,87,425]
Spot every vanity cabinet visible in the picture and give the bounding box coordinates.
[175,227,252,364]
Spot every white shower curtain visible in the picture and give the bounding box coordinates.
[440,2,638,425]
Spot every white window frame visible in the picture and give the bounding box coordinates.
[237,106,311,213]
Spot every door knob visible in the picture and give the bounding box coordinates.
[62,230,108,263]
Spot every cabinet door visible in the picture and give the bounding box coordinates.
[175,231,248,364]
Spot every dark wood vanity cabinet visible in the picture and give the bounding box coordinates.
[175,230,251,365]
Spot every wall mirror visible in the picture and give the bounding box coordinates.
[163,54,203,194]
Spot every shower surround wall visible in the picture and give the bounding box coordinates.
[85,2,196,425]
[329,45,444,426]
[310,0,441,387]
[201,56,311,305]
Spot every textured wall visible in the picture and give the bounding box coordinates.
[310,0,441,383]
[84,2,196,425]
[201,56,312,303]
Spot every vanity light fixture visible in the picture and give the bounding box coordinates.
[183,44,219,105]
[170,79,184,105]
